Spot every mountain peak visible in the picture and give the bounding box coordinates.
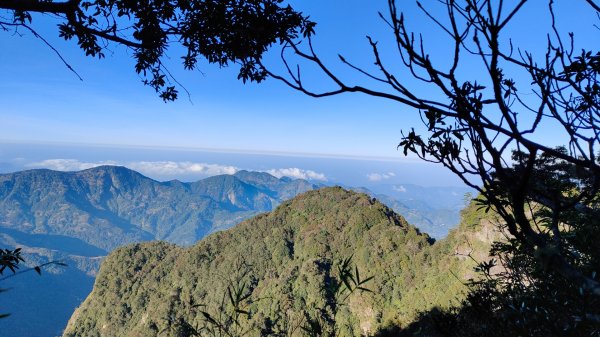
[80,164,142,175]
[75,165,157,184]
[234,170,281,183]
[63,186,433,336]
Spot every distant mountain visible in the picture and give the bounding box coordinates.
[0,166,320,337]
[62,187,498,337]
[0,166,319,248]
[350,184,471,239]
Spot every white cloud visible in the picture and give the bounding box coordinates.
[26,159,239,177]
[26,159,118,171]
[366,172,396,182]
[25,159,326,182]
[393,185,407,193]
[266,168,327,181]
[127,161,239,176]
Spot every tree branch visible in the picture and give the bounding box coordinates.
[0,0,79,14]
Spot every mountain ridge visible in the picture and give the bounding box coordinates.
[64,187,430,336]
[0,165,321,247]
[0,166,469,336]
[0,166,320,337]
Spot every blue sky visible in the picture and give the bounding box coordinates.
[0,1,419,157]
[0,1,596,187]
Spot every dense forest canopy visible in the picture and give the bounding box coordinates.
[62,187,498,337]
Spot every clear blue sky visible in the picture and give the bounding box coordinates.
[0,1,595,186]
[1,1,419,157]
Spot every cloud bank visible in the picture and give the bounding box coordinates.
[266,168,327,181]
[25,159,327,181]
[366,172,396,182]
[26,159,118,171]
[27,159,239,176]
[128,161,239,176]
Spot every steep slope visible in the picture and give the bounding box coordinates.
[64,187,434,336]
[63,188,499,337]
[394,199,502,322]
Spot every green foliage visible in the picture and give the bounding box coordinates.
[0,248,25,275]
[407,155,600,336]
[1,0,313,101]
[299,256,373,337]
[419,236,600,336]
[162,262,257,337]
[62,188,427,336]
[166,256,374,337]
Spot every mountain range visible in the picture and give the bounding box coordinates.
[0,166,319,248]
[0,166,318,337]
[0,166,468,336]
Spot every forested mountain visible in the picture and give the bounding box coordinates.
[0,166,319,337]
[0,167,470,336]
[0,166,319,248]
[63,187,497,336]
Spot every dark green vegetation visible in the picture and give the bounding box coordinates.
[62,187,498,336]
[411,154,600,337]
[0,0,312,100]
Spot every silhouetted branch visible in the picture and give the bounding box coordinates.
[0,260,67,281]
[265,0,600,297]
[2,21,83,81]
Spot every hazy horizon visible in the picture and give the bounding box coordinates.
[0,141,465,189]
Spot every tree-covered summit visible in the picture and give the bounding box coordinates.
[63,187,493,336]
